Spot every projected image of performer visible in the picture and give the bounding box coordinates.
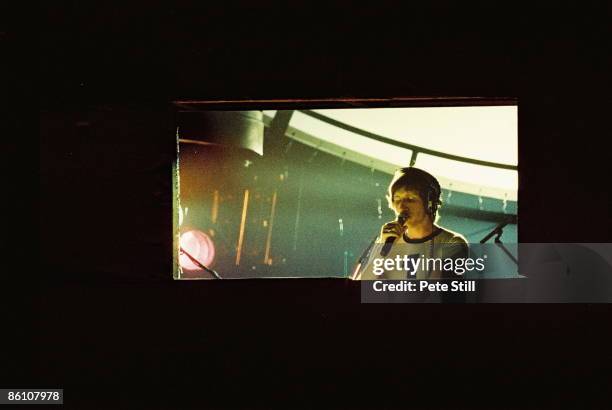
[354,167,468,280]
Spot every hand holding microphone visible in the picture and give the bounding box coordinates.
[379,211,409,256]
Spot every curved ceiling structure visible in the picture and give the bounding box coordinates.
[263,106,517,201]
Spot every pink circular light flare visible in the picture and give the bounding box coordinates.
[179,230,215,271]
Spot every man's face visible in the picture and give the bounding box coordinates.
[391,186,430,224]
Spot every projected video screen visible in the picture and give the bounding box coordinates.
[173,105,518,281]
[174,105,518,279]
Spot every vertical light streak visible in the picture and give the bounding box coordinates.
[235,189,250,266]
[292,175,303,251]
[211,190,219,224]
[264,190,278,265]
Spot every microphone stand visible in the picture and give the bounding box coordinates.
[352,213,410,279]
[351,234,378,280]
[180,246,223,279]
[479,216,518,266]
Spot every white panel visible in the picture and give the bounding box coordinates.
[290,111,413,166]
[415,154,518,200]
[315,106,517,166]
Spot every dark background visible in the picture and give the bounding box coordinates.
[31,1,612,408]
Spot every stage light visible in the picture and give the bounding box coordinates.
[179,230,215,271]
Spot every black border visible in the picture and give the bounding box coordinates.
[35,2,612,408]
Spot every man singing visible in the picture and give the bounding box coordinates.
[354,167,468,280]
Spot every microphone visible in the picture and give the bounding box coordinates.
[479,215,518,244]
[380,211,409,257]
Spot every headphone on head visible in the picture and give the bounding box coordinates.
[425,180,441,217]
